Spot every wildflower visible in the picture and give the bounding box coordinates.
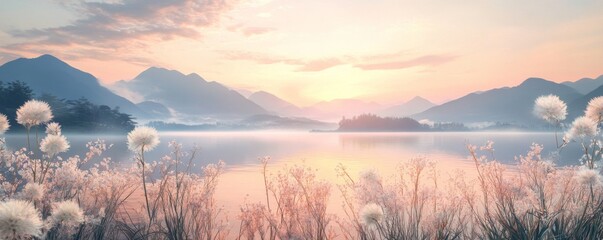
[360,203,384,226]
[50,201,85,227]
[585,96,603,124]
[575,168,602,186]
[565,116,597,140]
[45,122,61,135]
[0,114,9,134]
[40,134,70,157]
[0,200,43,239]
[20,183,45,201]
[16,100,53,128]
[534,95,567,124]
[127,126,160,152]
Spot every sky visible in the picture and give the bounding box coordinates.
[0,0,602,106]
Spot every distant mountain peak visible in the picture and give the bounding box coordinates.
[407,96,433,104]
[519,77,554,87]
[137,66,183,77]
[36,54,61,61]
[12,54,68,68]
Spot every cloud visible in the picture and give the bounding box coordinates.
[227,24,275,36]
[296,58,342,72]
[355,55,456,71]
[221,51,345,72]
[222,50,455,72]
[1,0,238,61]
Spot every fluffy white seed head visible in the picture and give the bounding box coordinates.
[50,201,85,227]
[0,114,9,134]
[576,168,602,186]
[565,116,597,140]
[0,200,43,239]
[360,203,384,226]
[40,134,70,156]
[534,95,567,124]
[585,96,603,124]
[16,100,53,128]
[20,183,45,201]
[45,122,62,135]
[127,126,160,152]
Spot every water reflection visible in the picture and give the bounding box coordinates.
[3,132,583,170]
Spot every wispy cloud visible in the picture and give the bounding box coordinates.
[221,50,455,72]
[227,24,275,36]
[221,51,346,72]
[355,55,456,71]
[1,0,237,62]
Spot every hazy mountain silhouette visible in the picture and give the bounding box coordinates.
[568,85,603,119]
[136,101,171,118]
[304,99,383,121]
[112,67,266,118]
[379,96,436,117]
[0,54,148,117]
[248,91,302,116]
[562,75,603,95]
[413,78,583,125]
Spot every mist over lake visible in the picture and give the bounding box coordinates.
[3,131,582,171]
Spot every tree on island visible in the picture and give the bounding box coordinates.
[338,113,429,131]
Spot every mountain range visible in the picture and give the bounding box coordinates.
[1,54,602,129]
[0,54,151,118]
[378,96,436,117]
[413,78,592,125]
[111,67,266,119]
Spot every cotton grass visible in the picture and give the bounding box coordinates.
[0,200,43,239]
[45,122,62,135]
[50,200,85,227]
[360,203,384,227]
[0,114,9,134]
[566,116,597,140]
[16,100,53,128]
[534,95,567,124]
[40,134,70,157]
[20,182,45,201]
[576,168,602,186]
[585,96,603,124]
[127,126,160,152]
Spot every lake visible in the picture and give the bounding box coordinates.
[1,131,586,233]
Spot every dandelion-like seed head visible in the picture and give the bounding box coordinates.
[565,116,597,140]
[576,168,602,186]
[16,100,53,128]
[585,96,603,124]
[45,122,62,135]
[534,95,567,124]
[0,200,43,239]
[50,201,85,227]
[0,114,9,134]
[20,182,45,201]
[127,126,160,152]
[360,203,384,227]
[40,134,70,157]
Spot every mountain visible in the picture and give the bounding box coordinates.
[136,101,171,118]
[568,85,603,119]
[562,75,603,95]
[248,91,302,116]
[304,99,383,121]
[112,67,266,118]
[0,54,148,118]
[413,78,583,125]
[379,96,436,117]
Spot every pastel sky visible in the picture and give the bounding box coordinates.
[1,0,602,106]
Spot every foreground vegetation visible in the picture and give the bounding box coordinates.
[0,94,601,239]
